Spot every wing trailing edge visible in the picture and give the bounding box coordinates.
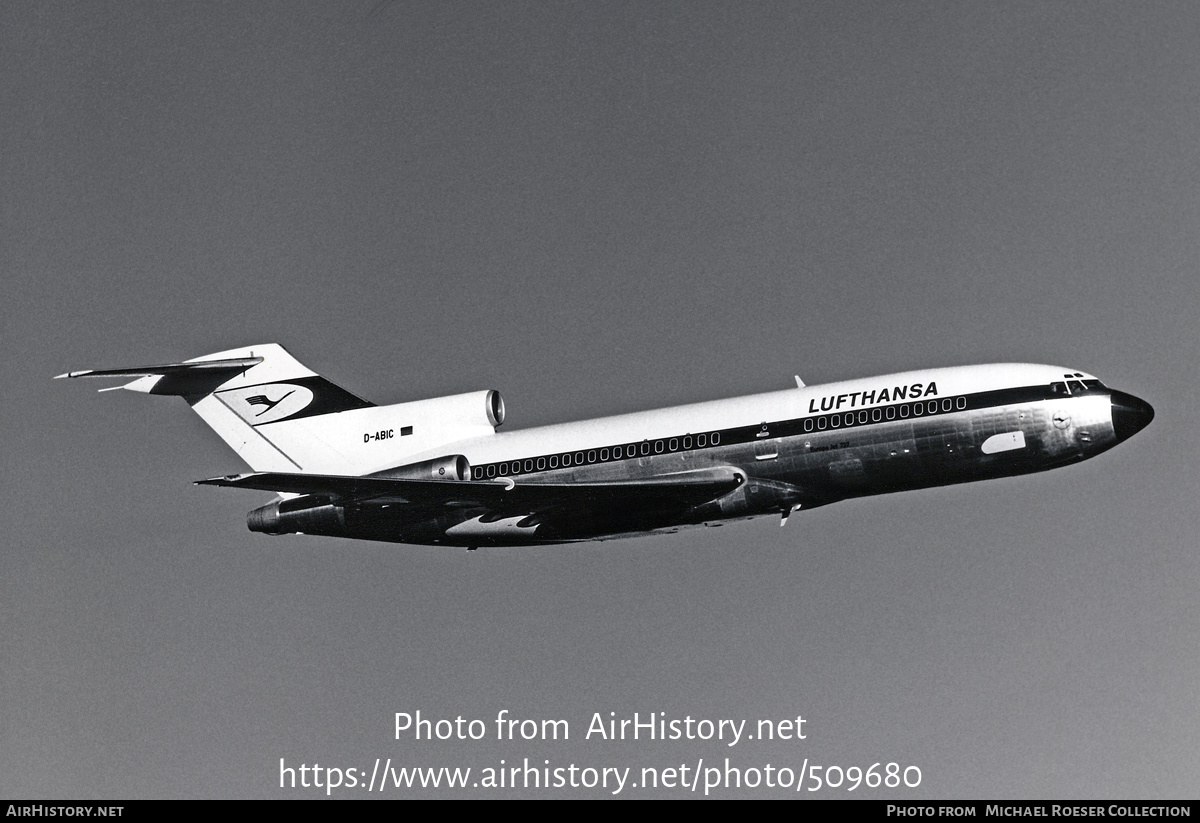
[197,466,748,509]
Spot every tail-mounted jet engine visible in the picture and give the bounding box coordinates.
[376,454,471,482]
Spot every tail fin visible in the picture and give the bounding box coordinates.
[56,344,375,473]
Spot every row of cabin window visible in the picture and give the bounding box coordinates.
[803,397,966,432]
[475,431,724,479]
[471,398,967,479]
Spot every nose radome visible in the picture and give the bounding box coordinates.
[1110,390,1154,442]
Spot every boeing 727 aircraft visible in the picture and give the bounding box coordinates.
[57,344,1153,548]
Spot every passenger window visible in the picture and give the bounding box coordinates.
[942,399,952,412]
[858,411,868,424]
[590,450,598,462]
[549,456,558,469]
[536,457,546,470]
[928,400,938,414]
[524,459,534,472]
[886,406,895,419]
[872,408,881,422]
[697,434,707,447]
[640,442,650,455]
[956,397,966,410]
[563,454,572,467]
[831,416,841,428]
[804,419,814,432]
[669,439,678,451]
[913,404,923,416]
[500,462,509,475]
[845,413,854,426]
[655,440,664,453]
[818,416,827,430]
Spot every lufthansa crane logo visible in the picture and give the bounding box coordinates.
[245,390,295,416]
[216,383,315,425]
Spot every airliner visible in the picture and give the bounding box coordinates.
[57,344,1153,548]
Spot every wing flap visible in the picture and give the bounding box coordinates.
[197,466,746,509]
[197,472,429,502]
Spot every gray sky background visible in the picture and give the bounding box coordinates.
[3,1,1198,798]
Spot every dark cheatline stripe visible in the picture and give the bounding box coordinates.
[471,381,1105,480]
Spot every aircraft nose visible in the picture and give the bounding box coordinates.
[1110,390,1154,442]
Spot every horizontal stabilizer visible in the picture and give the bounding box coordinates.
[55,357,266,397]
[54,357,263,380]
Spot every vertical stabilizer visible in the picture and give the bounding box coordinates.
[56,344,375,473]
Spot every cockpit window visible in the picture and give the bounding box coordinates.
[1050,376,1106,396]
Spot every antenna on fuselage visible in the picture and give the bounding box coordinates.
[794,375,805,388]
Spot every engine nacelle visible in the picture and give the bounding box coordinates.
[485,389,505,427]
[374,454,471,482]
[382,389,504,430]
[248,497,345,535]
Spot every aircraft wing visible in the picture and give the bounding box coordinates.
[196,466,746,510]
